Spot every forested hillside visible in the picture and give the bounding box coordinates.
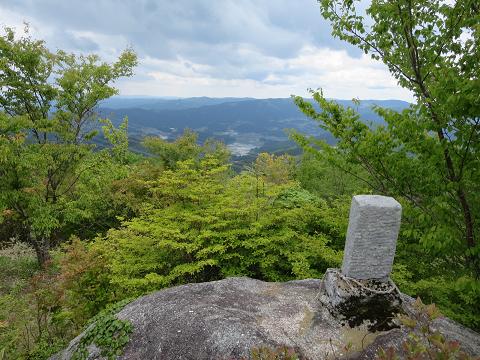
[96,97,410,159]
[0,0,479,359]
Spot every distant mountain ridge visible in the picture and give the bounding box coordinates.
[100,96,254,111]
[97,97,410,158]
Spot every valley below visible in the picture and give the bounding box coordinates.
[98,96,410,162]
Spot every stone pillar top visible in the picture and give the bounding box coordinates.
[341,195,402,280]
[350,195,401,209]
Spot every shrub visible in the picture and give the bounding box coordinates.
[94,158,342,298]
[0,239,114,359]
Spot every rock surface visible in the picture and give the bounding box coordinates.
[53,277,480,360]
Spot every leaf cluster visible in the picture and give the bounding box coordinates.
[72,299,133,360]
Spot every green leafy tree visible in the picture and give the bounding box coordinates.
[106,130,230,220]
[93,154,341,297]
[102,117,130,163]
[0,27,137,267]
[142,128,230,170]
[295,152,366,200]
[293,0,480,274]
[142,129,202,170]
[253,153,296,185]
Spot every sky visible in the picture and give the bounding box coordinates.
[0,0,413,101]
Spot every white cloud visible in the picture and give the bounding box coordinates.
[0,1,414,101]
[117,46,413,100]
[0,6,49,38]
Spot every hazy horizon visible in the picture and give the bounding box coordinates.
[104,95,410,102]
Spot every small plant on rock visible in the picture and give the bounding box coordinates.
[377,298,478,360]
[249,345,301,360]
[72,299,133,360]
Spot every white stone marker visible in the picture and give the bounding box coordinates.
[341,195,402,280]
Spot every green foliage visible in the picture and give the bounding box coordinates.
[57,153,133,240]
[252,152,296,185]
[290,0,480,331]
[143,128,230,170]
[143,128,199,169]
[0,243,38,294]
[94,153,341,297]
[293,92,479,267]
[0,239,116,359]
[0,245,40,359]
[0,26,137,267]
[378,298,478,360]
[57,238,115,326]
[295,152,366,200]
[392,263,480,331]
[72,299,133,360]
[0,244,70,359]
[0,265,72,359]
[102,117,130,163]
[1,125,477,357]
[1,7,479,356]
[308,0,480,275]
[108,160,164,219]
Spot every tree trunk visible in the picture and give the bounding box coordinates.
[30,232,52,268]
[34,244,51,268]
[457,187,479,277]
